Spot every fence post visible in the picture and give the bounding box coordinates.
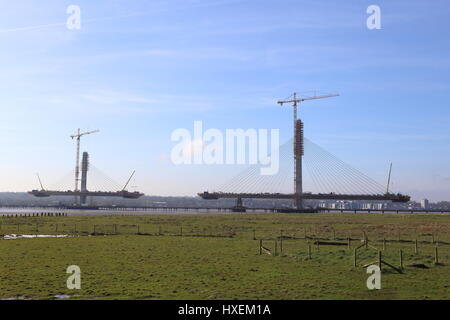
[280,238,283,255]
[353,248,357,267]
[414,239,418,254]
[400,250,403,271]
[253,229,256,240]
[435,246,439,264]
[378,250,382,271]
[347,237,351,249]
[55,224,58,233]
[259,240,262,255]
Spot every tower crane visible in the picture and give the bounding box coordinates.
[277,92,340,123]
[70,128,99,191]
[277,92,339,209]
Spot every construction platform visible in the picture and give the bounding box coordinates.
[29,190,144,199]
[198,191,411,202]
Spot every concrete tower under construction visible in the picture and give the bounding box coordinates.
[294,119,304,209]
[277,92,339,209]
[28,129,145,204]
[80,152,89,205]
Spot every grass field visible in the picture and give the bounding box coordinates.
[0,212,449,300]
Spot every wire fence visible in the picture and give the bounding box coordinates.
[0,221,236,238]
[0,215,448,269]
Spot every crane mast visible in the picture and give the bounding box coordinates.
[278,92,339,209]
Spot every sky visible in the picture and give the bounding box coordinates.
[0,0,449,201]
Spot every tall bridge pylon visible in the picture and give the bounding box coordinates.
[198,92,410,211]
[29,129,144,206]
[70,128,99,192]
[277,92,339,209]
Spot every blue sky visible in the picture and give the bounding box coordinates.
[0,0,449,201]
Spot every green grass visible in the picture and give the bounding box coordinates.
[0,213,449,299]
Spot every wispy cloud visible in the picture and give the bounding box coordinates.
[0,22,66,33]
[16,90,215,114]
[0,0,245,34]
[317,132,450,143]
